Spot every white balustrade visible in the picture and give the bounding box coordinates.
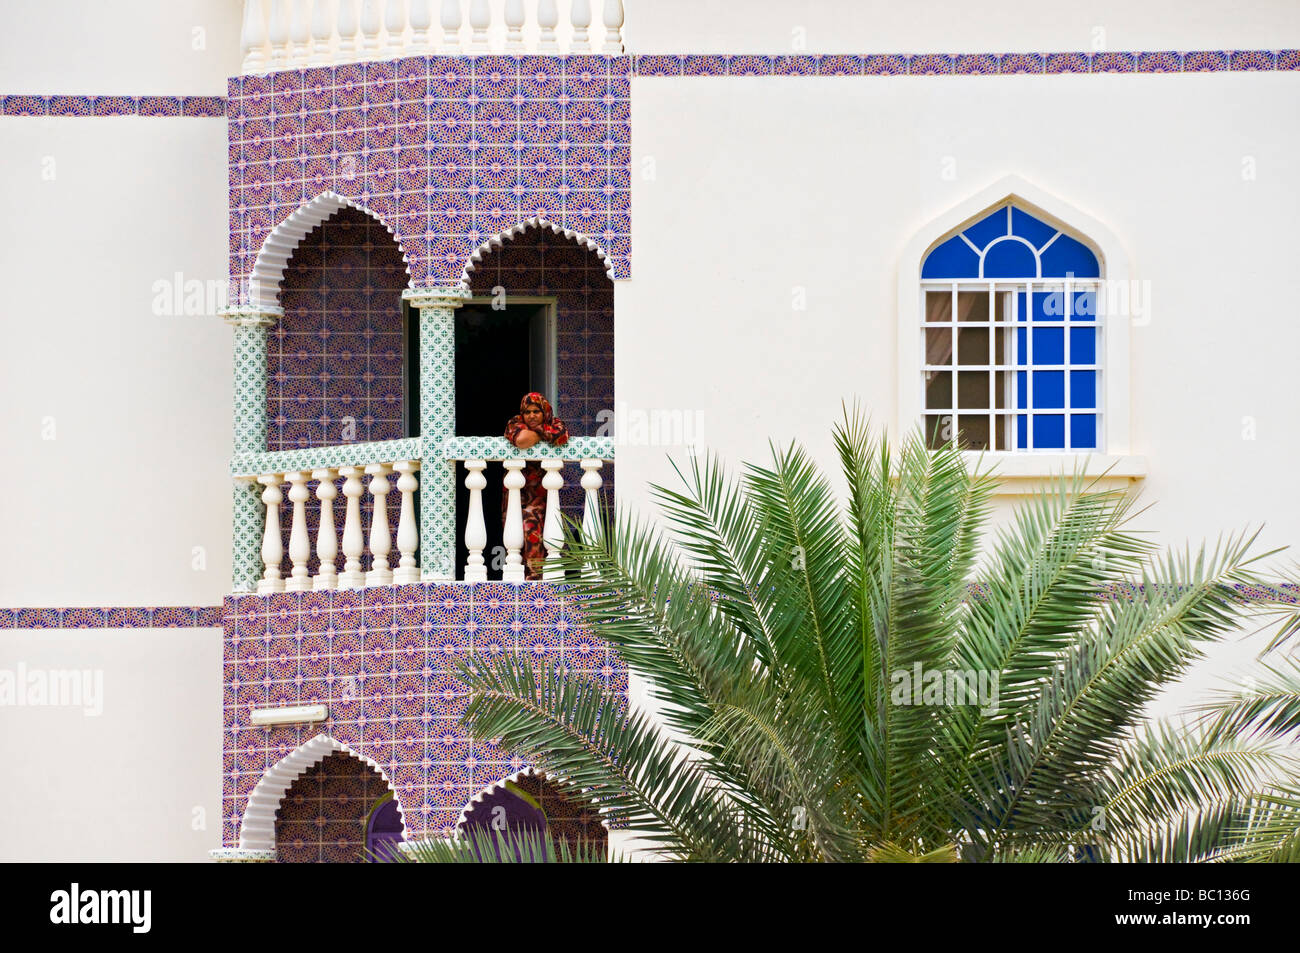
[242,448,609,589]
[246,458,420,592]
[457,452,609,583]
[239,0,627,72]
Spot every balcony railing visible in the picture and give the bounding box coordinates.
[240,0,627,75]
[233,435,613,590]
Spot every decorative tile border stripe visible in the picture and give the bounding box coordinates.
[443,435,616,460]
[0,95,226,117]
[629,49,1299,76]
[0,606,224,629]
[0,47,1292,120]
[230,436,423,477]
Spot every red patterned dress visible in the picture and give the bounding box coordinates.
[503,392,569,580]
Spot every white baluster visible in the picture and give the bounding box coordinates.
[541,459,565,581]
[313,469,339,590]
[537,0,559,52]
[503,0,524,51]
[409,0,432,50]
[468,0,489,51]
[268,0,291,67]
[580,459,604,544]
[285,471,312,591]
[289,0,311,64]
[463,459,488,582]
[393,461,421,584]
[440,0,461,50]
[337,0,359,55]
[385,0,407,56]
[365,463,394,586]
[241,0,270,73]
[602,0,624,54]
[569,0,592,52]
[310,0,336,65]
[257,475,286,594]
[339,466,366,588]
[502,460,527,583]
[360,0,383,57]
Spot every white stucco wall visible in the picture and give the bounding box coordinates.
[617,66,1300,723]
[0,0,239,862]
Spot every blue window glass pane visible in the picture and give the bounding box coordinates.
[1034,414,1066,449]
[1011,206,1059,249]
[922,236,980,278]
[1017,291,1028,322]
[983,239,1038,278]
[1017,414,1028,449]
[1070,371,1096,409]
[1069,327,1096,364]
[1040,234,1100,278]
[963,206,1009,250]
[1031,287,1062,322]
[1070,414,1097,449]
[1033,327,1064,364]
[1017,370,1027,406]
[1032,371,1065,408]
[1016,327,1028,361]
[1071,290,1097,320]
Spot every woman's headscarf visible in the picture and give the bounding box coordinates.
[505,392,569,446]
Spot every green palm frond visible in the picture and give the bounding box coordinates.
[441,404,1299,862]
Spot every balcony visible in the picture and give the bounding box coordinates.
[232,435,613,590]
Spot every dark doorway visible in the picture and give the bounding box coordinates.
[453,301,554,580]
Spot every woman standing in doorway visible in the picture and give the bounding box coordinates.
[503,392,569,579]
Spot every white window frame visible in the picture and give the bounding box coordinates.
[897,175,1144,492]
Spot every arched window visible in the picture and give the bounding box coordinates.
[920,202,1102,452]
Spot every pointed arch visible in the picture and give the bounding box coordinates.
[237,733,406,852]
[460,217,615,290]
[247,191,413,310]
[897,173,1134,456]
[455,766,612,833]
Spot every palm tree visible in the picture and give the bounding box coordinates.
[453,407,1300,862]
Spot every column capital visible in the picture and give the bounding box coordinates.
[220,305,283,328]
[402,286,471,309]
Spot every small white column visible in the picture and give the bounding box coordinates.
[393,461,420,584]
[580,459,604,544]
[313,469,339,590]
[339,466,366,588]
[504,0,525,51]
[268,0,291,68]
[502,460,527,583]
[408,0,432,50]
[463,460,488,583]
[285,471,312,591]
[241,0,270,74]
[602,0,625,54]
[365,463,394,586]
[289,0,311,64]
[360,0,383,57]
[541,459,565,581]
[337,0,359,55]
[439,0,461,50]
[310,0,336,65]
[468,0,490,51]
[257,475,286,594]
[384,0,408,56]
[569,0,592,52]
[536,0,558,51]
